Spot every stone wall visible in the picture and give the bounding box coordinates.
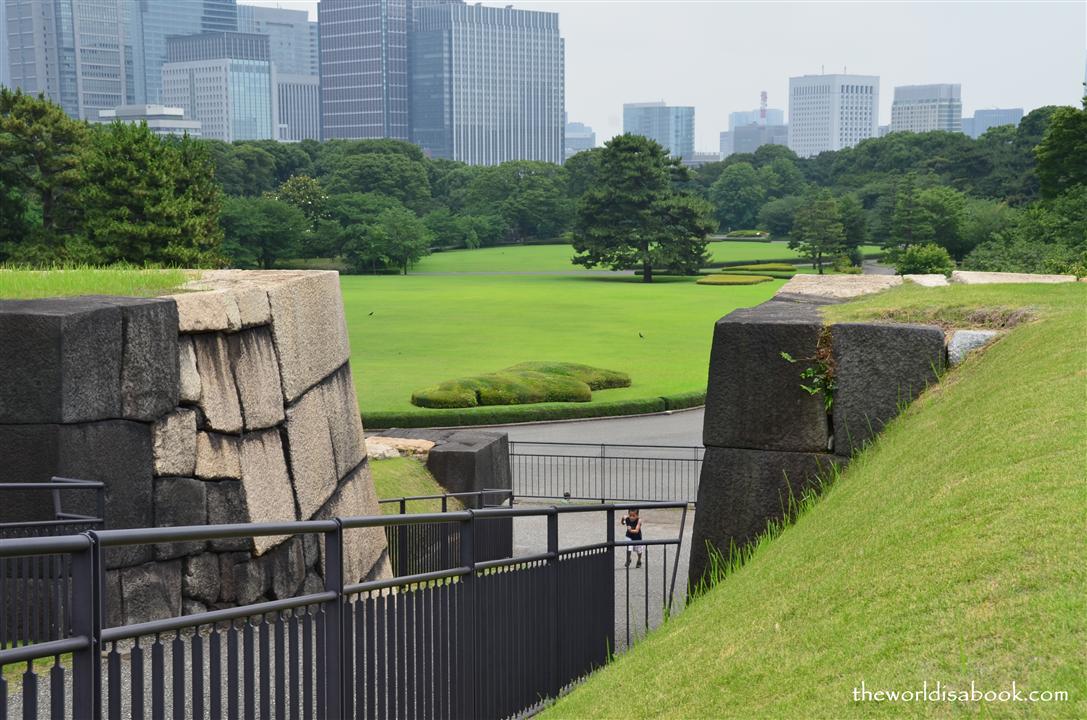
[688,296,946,586]
[0,270,388,624]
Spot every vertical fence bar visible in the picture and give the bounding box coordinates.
[457,514,475,720]
[70,534,98,720]
[546,509,560,699]
[606,509,616,657]
[323,520,344,718]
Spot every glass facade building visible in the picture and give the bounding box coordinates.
[238,4,318,77]
[162,32,274,142]
[5,0,128,119]
[409,3,564,165]
[128,0,237,104]
[890,84,962,134]
[622,102,695,158]
[277,73,321,141]
[966,108,1024,138]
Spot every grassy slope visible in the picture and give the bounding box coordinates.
[0,267,191,299]
[370,456,463,513]
[342,273,782,415]
[546,283,1086,719]
[412,242,881,274]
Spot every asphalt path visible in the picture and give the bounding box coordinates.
[501,407,704,447]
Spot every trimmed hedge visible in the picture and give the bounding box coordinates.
[718,269,796,279]
[661,390,706,410]
[724,263,798,272]
[365,397,669,429]
[696,274,774,286]
[411,361,631,409]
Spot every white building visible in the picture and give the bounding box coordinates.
[97,105,202,137]
[890,84,962,134]
[238,4,319,77]
[277,74,321,141]
[788,74,879,157]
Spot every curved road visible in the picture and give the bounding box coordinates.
[499,407,704,446]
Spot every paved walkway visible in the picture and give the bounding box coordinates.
[501,408,704,446]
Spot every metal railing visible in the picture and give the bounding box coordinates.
[0,500,687,720]
[509,441,704,504]
[0,479,104,649]
[378,490,513,576]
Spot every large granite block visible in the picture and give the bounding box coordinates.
[152,408,197,477]
[239,430,298,555]
[831,323,945,455]
[206,481,250,552]
[267,272,351,403]
[424,431,511,506]
[168,290,241,333]
[320,363,367,479]
[183,553,220,605]
[119,560,182,625]
[178,336,202,404]
[269,537,306,600]
[688,447,842,586]
[192,333,244,434]
[315,462,388,584]
[0,297,122,423]
[703,301,830,453]
[87,296,179,420]
[229,327,285,430]
[153,477,207,560]
[284,388,338,519]
[195,432,241,480]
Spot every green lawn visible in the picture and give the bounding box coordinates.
[412,242,882,274]
[545,282,1086,719]
[370,456,462,513]
[0,267,191,299]
[343,273,782,423]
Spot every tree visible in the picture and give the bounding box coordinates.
[917,185,967,259]
[757,195,805,238]
[220,197,306,269]
[895,243,955,275]
[168,134,227,267]
[889,173,935,250]
[460,161,572,242]
[323,152,431,210]
[370,206,432,274]
[563,147,603,199]
[270,174,327,228]
[837,193,868,253]
[572,134,715,282]
[0,89,87,260]
[757,157,806,200]
[708,162,765,231]
[1035,98,1087,199]
[790,192,845,274]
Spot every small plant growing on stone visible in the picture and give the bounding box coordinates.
[780,328,836,412]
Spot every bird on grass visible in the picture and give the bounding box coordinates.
[638,332,645,339]
[368,311,374,316]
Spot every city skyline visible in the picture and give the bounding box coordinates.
[239,0,1085,150]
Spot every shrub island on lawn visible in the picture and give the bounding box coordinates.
[411,361,631,408]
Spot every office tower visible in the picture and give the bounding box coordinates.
[5,0,128,120]
[622,102,695,157]
[0,0,9,87]
[278,74,321,141]
[788,73,879,157]
[128,0,237,105]
[238,4,318,77]
[96,104,202,137]
[728,108,785,130]
[961,117,974,138]
[719,131,732,158]
[565,119,596,159]
[732,123,789,155]
[410,3,565,165]
[162,32,275,142]
[966,108,1024,138]
[890,84,962,133]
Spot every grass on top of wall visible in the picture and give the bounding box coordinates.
[370,456,462,514]
[544,282,1087,719]
[0,266,192,299]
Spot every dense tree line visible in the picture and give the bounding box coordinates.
[2,87,1082,276]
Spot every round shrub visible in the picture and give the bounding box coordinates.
[895,243,955,276]
[411,362,631,408]
[723,263,797,272]
[718,269,796,279]
[696,274,774,286]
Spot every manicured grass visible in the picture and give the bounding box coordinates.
[370,457,462,513]
[0,267,192,299]
[545,283,1087,719]
[696,274,774,285]
[724,263,799,272]
[411,242,883,274]
[342,273,782,423]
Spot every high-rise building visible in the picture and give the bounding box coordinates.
[788,74,879,157]
[0,0,10,87]
[719,131,732,159]
[728,108,785,130]
[409,3,565,165]
[622,102,694,157]
[732,123,789,155]
[162,32,275,142]
[96,104,202,137]
[5,0,129,120]
[238,5,318,77]
[128,0,237,104]
[565,119,595,159]
[890,84,962,133]
[277,74,321,141]
[965,108,1024,138]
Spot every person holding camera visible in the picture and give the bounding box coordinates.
[621,508,643,568]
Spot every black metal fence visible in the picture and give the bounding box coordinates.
[0,479,104,649]
[0,501,686,720]
[509,442,704,504]
[378,490,514,577]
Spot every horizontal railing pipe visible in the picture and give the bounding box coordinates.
[343,566,471,595]
[0,636,91,666]
[0,533,92,557]
[474,551,554,571]
[340,510,472,529]
[94,519,337,546]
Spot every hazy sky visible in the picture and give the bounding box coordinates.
[243,0,1087,151]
